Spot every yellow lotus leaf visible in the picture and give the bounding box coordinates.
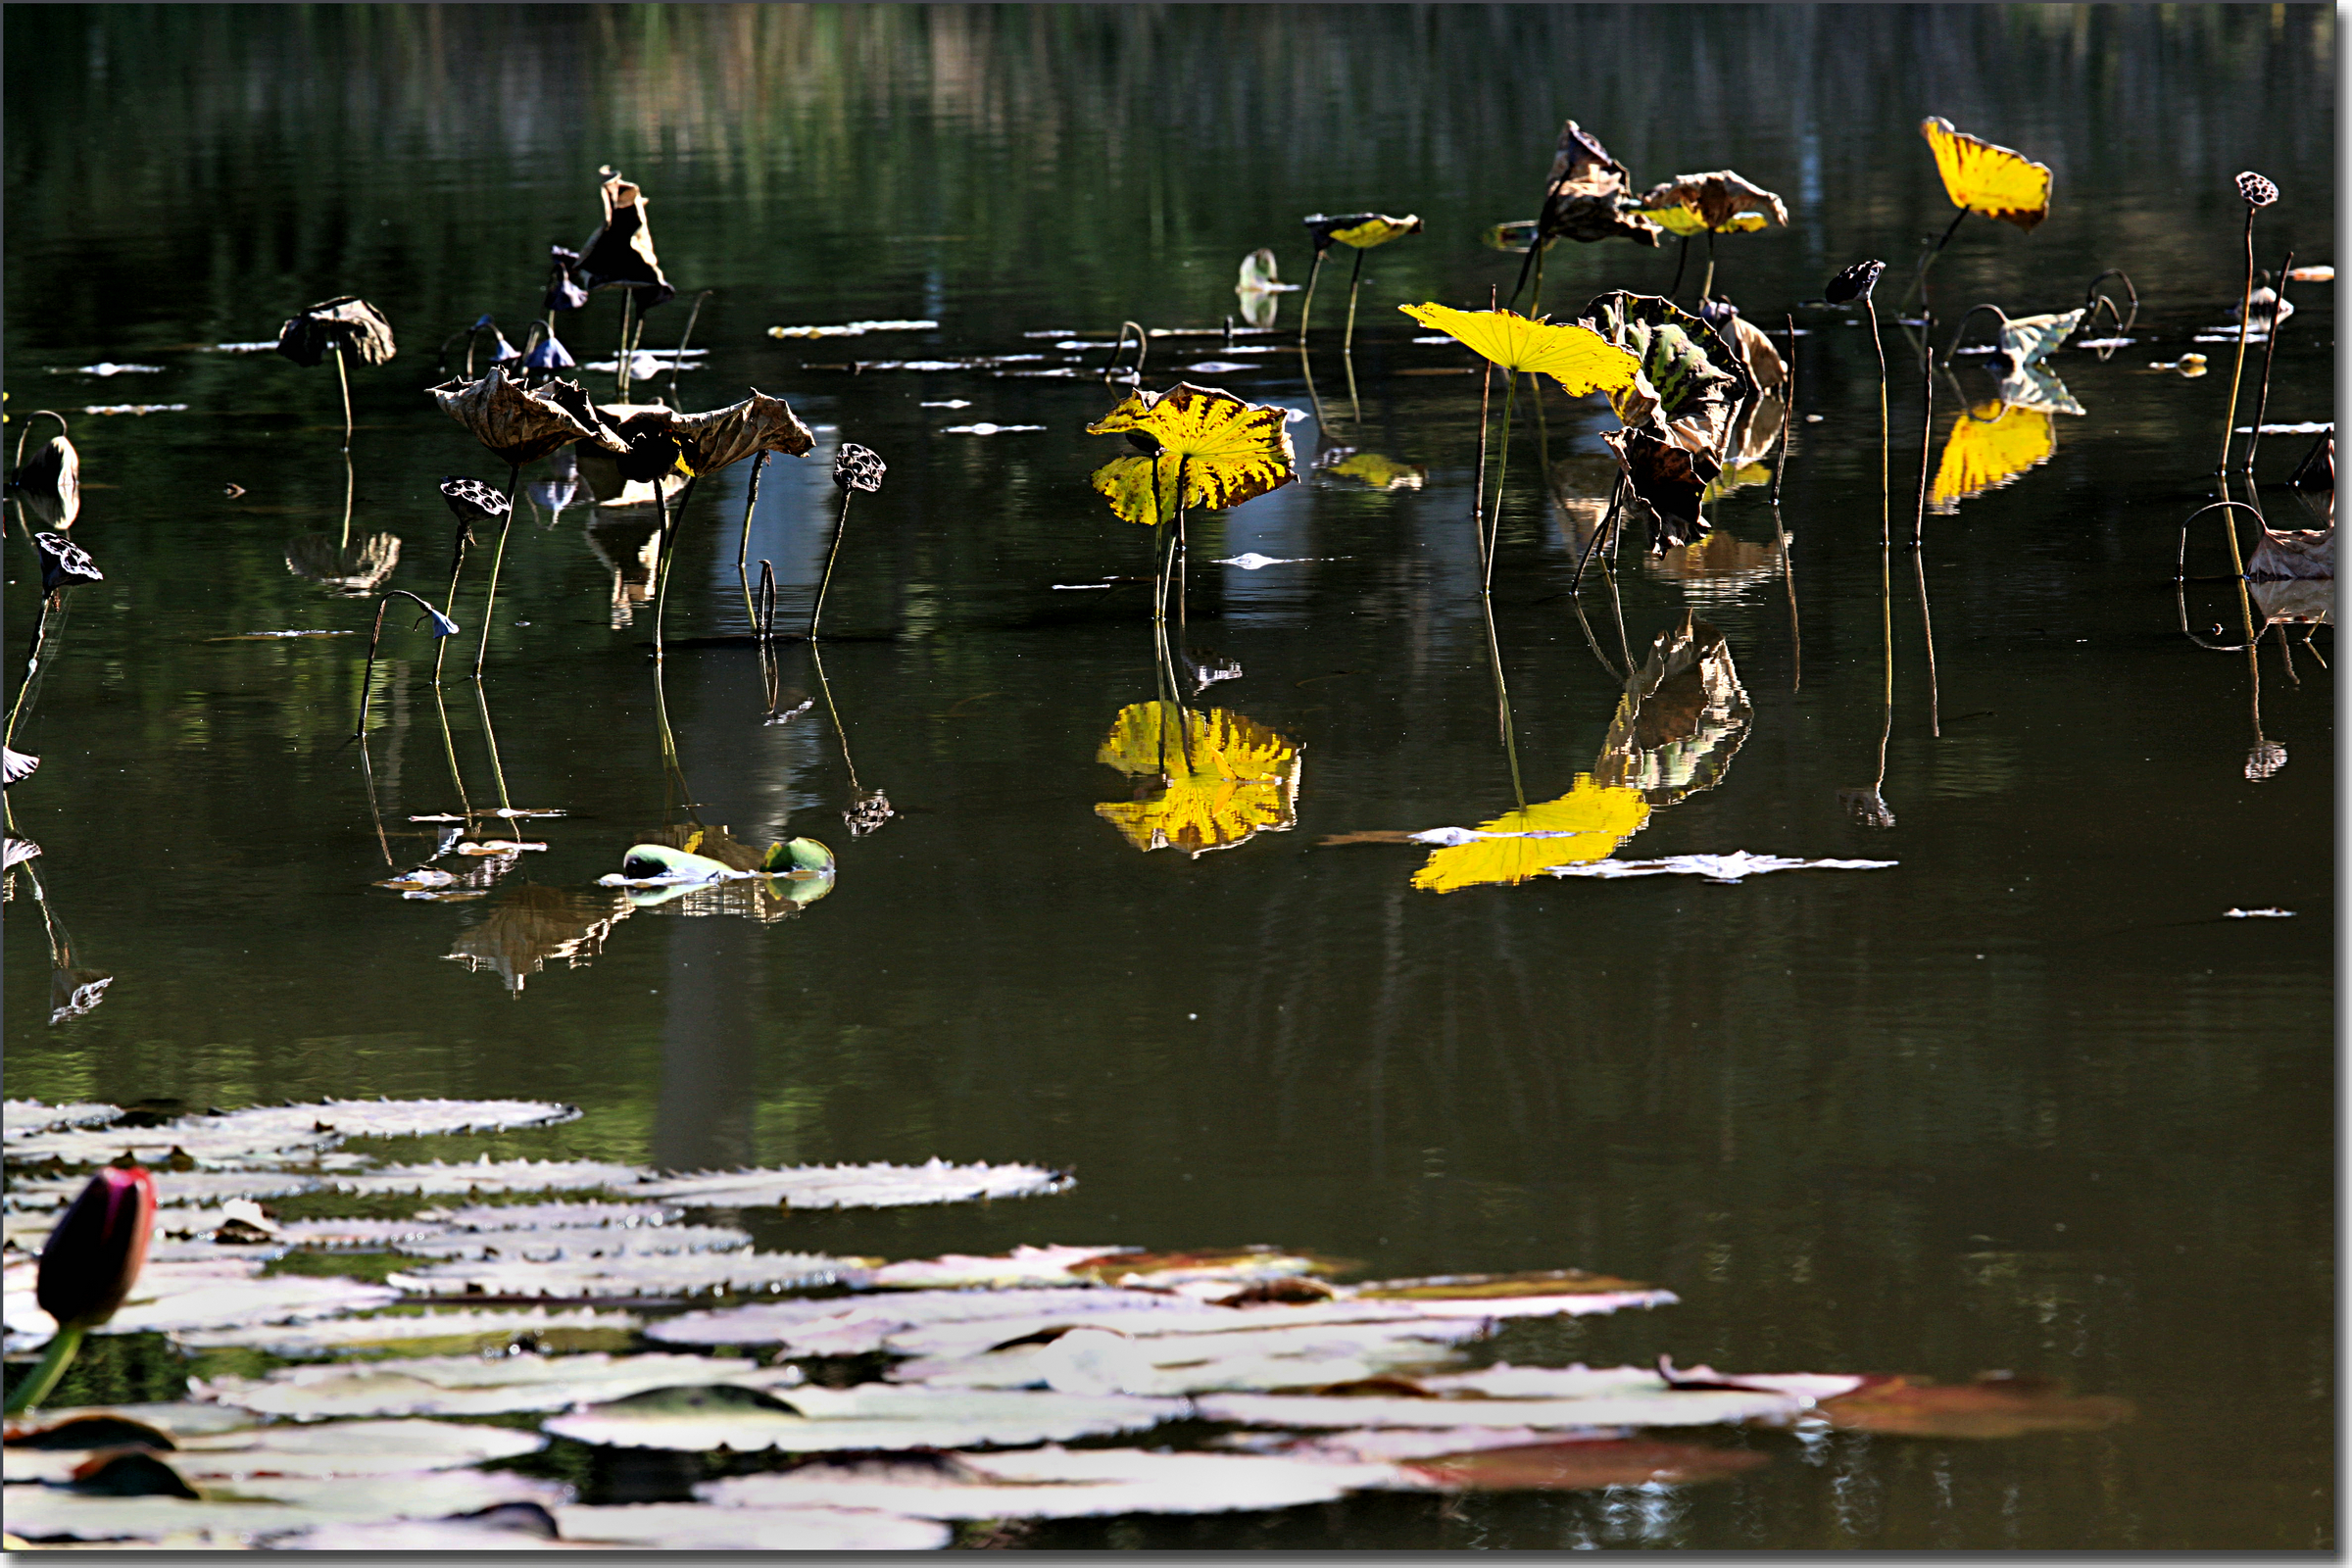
[1636,203,1713,238]
[1094,702,1302,858]
[1921,118,2052,231]
[1930,401,2056,514]
[1411,777,1649,894]
[1086,383,1297,527]
[1396,304,1642,398]
[1324,214,1423,250]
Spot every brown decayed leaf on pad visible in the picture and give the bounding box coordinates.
[1602,427,1717,550]
[430,368,630,468]
[1818,1373,2133,1439]
[1405,1438,1769,1492]
[1352,1269,1651,1301]
[1636,171,1790,233]
[275,297,396,368]
[1536,121,1662,247]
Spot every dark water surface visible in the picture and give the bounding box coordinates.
[4,5,2333,1550]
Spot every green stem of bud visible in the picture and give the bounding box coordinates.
[5,1323,86,1416]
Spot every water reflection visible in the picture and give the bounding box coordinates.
[444,884,632,995]
[587,514,662,628]
[1094,699,1302,858]
[1592,612,1753,806]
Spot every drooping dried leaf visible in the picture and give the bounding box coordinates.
[1579,290,1756,456]
[1533,121,1662,247]
[1635,171,1789,233]
[574,170,673,305]
[1303,213,1424,254]
[1602,427,1717,549]
[669,390,816,474]
[276,297,396,368]
[429,368,630,468]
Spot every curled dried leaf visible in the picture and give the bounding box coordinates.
[429,368,629,468]
[275,297,396,368]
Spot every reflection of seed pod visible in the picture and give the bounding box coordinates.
[2235,171,2278,208]
[33,531,102,595]
[1824,260,1886,304]
[833,442,887,493]
[844,789,895,836]
[440,476,512,524]
[2246,741,2287,782]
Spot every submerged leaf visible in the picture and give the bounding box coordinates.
[1819,1374,2132,1439]
[1921,118,2053,231]
[1593,613,1752,806]
[1395,305,1642,396]
[1094,703,1302,858]
[1410,778,1650,894]
[1085,383,1297,526]
[1315,450,1428,492]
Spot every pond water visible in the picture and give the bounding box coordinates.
[3,4,2333,1550]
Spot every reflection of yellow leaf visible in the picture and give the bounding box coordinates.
[1396,305,1642,397]
[1095,702,1302,858]
[1930,401,2055,514]
[1086,383,1297,527]
[1921,118,2052,231]
[1325,452,1426,491]
[1411,777,1648,894]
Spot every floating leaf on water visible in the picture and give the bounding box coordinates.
[862,1244,1140,1291]
[1350,1269,1666,1307]
[547,1383,1186,1454]
[327,1158,654,1197]
[610,843,744,883]
[1410,778,1650,895]
[703,1445,1402,1519]
[941,422,1047,434]
[1065,1247,1340,1289]
[904,1316,1486,1397]
[1818,1373,2133,1439]
[1593,613,1752,807]
[387,1248,862,1299]
[1402,1437,1770,1491]
[196,1351,765,1419]
[7,1266,399,1349]
[1086,383,1298,527]
[1931,402,2057,513]
[4,1101,123,1138]
[1921,118,2053,230]
[1547,853,1897,884]
[122,1418,550,1483]
[767,319,940,339]
[557,1502,950,1551]
[1199,1362,1818,1432]
[6,1170,326,1213]
[633,1159,1072,1211]
[174,1306,642,1358]
[276,297,395,368]
[1,1098,577,1165]
[1634,171,1789,234]
[392,1223,750,1261]
[424,1200,687,1231]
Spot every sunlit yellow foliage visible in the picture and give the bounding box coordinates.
[1930,402,2056,514]
[1324,452,1426,491]
[1327,215,1422,249]
[1095,702,1302,858]
[1396,304,1643,397]
[1921,118,2052,231]
[1086,383,1297,527]
[1410,777,1649,894]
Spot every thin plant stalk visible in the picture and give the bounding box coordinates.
[668,290,712,404]
[5,1323,86,1416]
[358,737,396,868]
[1340,246,1367,360]
[431,681,472,821]
[651,478,698,660]
[616,290,635,399]
[1665,235,1690,301]
[355,590,448,737]
[1528,241,1546,318]
[1901,208,1970,312]
[1173,456,1190,629]
[736,451,769,626]
[757,559,778,642]
[810,640,864,800]
[1697,227,1717,303]
[468,465,526,680]
[1913,338,1940,737]
[2244,250,2293,474]
[337,452,355,549]
[1484,371,1521,593]
[430,518,473,684]
[2218,206,2261,475]
[332,343,353,449]
[1481,593,1526,806]
[1471,291,1495,562]
[808,485,855,641]
[3,596,54,754]
[1297,251,1325,347]
[1570,472,1624,595]
[1778,313,1801,691]
[1866,298,1890,547]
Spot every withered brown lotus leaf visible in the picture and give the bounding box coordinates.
[276,297,397,368]
[11,425,80,529]
[430,367,630,468]
[1405,1438,1768,1492]
[1536,121,1662,247]
[1636,170,1789,233]
[1819,1373,2133,1440]
[1580,290,1756,458]
[284,531,401,596]
[575,170,673,308]
[1593,612,1752,806]
[671,391,817,475]
[1602,428,1717,550]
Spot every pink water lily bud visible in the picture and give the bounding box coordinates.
[35,1164,156,1332]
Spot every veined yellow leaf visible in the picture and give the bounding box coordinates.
[1308,213,1423,251]
[1095,702,1302,858]
[1930,401,2056,514]
[1085,383,1297,527]
[1410,777,1649,894]
[1396,305,1642,397]
[1921,118,2052,231]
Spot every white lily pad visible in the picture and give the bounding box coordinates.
[195,1352,764,1418]
[699,1445,1403,1519]
[419,1200,686,1231]
[2,1472,570,1544]
[172,1307,642,1357]
[270,1216,463,1249]
[390,1223,752,1260]
[387,1249,860,1298]
[6,1170,328,1210]
[1544,852,1896,884]
[3,1101,122,1138]
[328,1159,655,1197]
[555,1503,950,1550]
[543,1383,1185,1453]
[631,1159,1072,1210]
[153,1419,548,1480]
[7,1258,399,1350]
[260,1516,593,1551]
[900,1318,1484,1397]
[866,1245,1137,1289]
[648,1285,1214,1356]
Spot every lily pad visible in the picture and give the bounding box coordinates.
[327,1158,656,1197]
[3,1102,122,1138]
[385,1248,860,1298]
[2,1471,570,1544]
[1817,1374,2133,1439]
[1194,1361,1822,1431]
[173,1306,643,1358]
[865,1245,1142,1289]
[555,1502,950,1550]
[649,1285,1207,1355]
[545,1383,1186,1453]
[389,1223,752,1260]
[633,1158,1072,1210]
[196,1351,765,1419]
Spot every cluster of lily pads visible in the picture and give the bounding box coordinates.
[3,1097,2132,1549]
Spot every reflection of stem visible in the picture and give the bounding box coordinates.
[1298,250,1325,346]
[736,451,768,627]
[469,465,525,680]
[810,485,853,640]
[474,682,513,816]
[1913,338,1938,736]
[1529,242,1546,318]
[1472,287,1495,561]
[432,681,472,819]
[652,478,699,660]
[652,654,696,823]
[1777,313,1801,692]
[1485,370,1519,593]
[1901,207,1968,314]
[1570,473,1621,595]
[1603,555,1633,672]
[810,641,862,796]
[1342,342,1361,426]
[4,595,54,752]
[2245,249,2292,475]
[2218,207,2258,474]
[668,290,712,404]
[1479,592,1525,810]
[358,737,396,868]
[337,451,355,550]
[1299,348,1331,440]
[333,344,353,449]
[1875,535,1894,796]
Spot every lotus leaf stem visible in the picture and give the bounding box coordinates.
[1298,251,1325,346]
[737,451,769,627]
[616,290,634,398]
[670,290,713,403]
[651,478,698,659]
[4,1323,85,1416]
[333,343,353,449]
[2216,207,2263,475]
[1484,371,1520,594]
[2245,250,2292,474]
[1570,472,1623,595]
[809,486,854,641]
[432,682,472,820]
[1666,236,1690,302]
[1914,338,1940,738]
[1778,313,1801,693]
[1866,299,1889,548]
[1902,208,1969,312]
[1341,247,1366,360]
[1101,321,1148,384]
[337,452,356,550]
[469,465,527,680]
[1472,294,1494,561]
[356,590,454,737]
[1698,228,1717,304]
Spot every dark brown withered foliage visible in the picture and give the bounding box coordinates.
[1536,122,1662,247]
[1602,428,1717,549]
[275,297,396,368]
[575,169,674,308]
[428,367,629,468]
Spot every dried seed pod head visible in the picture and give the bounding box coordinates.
[32,531,102,596]
[2235,172,2278,208]
[2245,740,2287,781]
[1824,260,1886,304]
[35,1164,157,1332]
[834,442,886,494]
[440,476,513,525]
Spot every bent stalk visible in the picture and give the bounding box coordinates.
[1297,251,1325,347]
[469,465,526,680]
[2245,250,2293,475]
[809,487,855,641]
[736,451,769,627]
